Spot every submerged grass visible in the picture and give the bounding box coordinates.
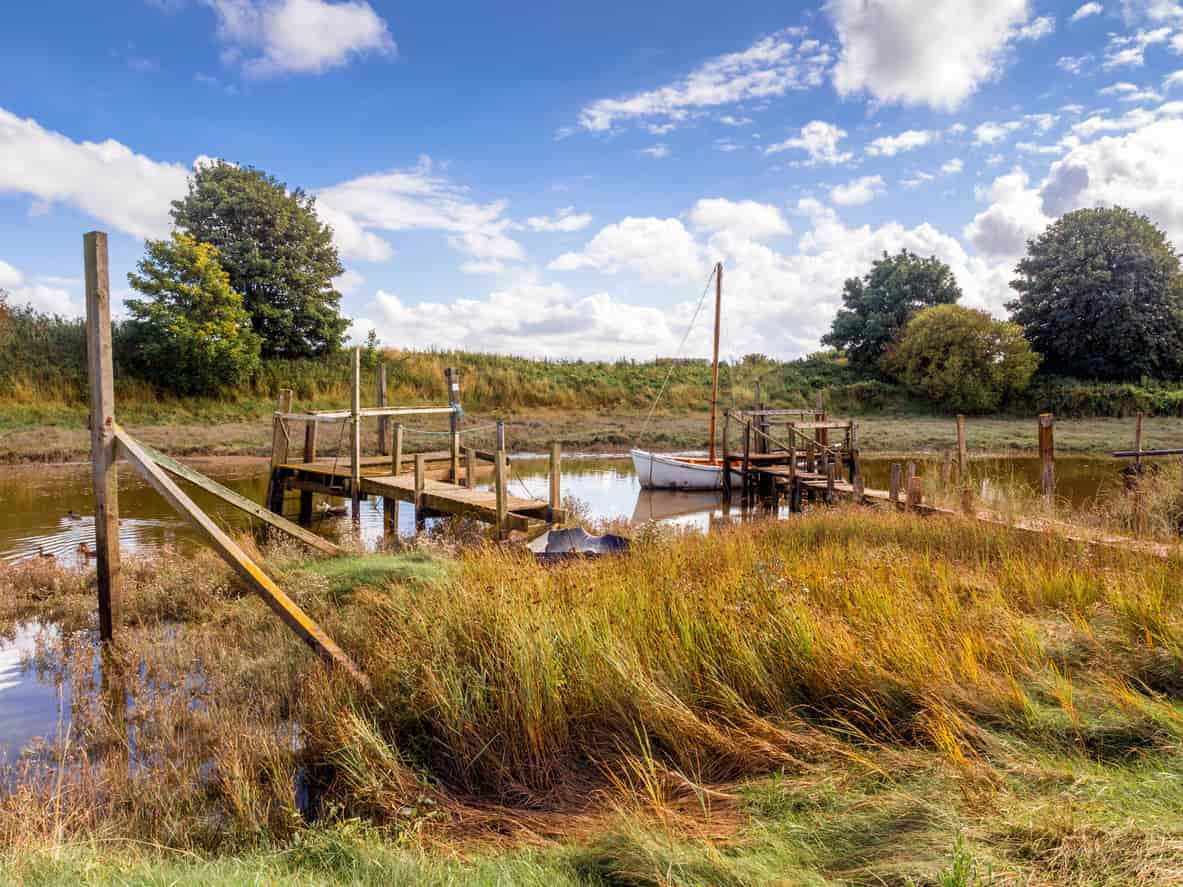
[2,510,1183,883]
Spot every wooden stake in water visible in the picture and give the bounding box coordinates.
[350,347,362,522]
[84,231,121,642]
[889,463,901,506]
[1039,412,1055,505]
[266,388,293,514]
[300,419,318,523]
[549,441,561,521]
[956,415,967,479]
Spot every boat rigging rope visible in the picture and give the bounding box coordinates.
[635,264,718,445]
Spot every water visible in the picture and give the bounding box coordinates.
[0,452,1130,759]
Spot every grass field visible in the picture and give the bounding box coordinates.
[3,509,1183,884]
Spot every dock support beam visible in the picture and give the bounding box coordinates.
[1039,412,1055,505]
[495,421,508,540]
[392,424,404,475]
[414,453,426,530]
[549,441,561,522]
[465,446,477,489]
[956,414,967,479]
[267,388,293,514]
[350,347,361,522]
[84,231,121,643]
[300,419,318,524]
[889,463,901,507]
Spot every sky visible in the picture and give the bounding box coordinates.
[3,0,1183,362]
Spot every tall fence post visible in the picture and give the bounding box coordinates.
[84,232,121,642]
[906,475,923,512]
[549,441,561,522]
[956,414,967,479]
[392,423,404,475]
[266,388,293,514]
[300,419,318,523]
[1039,412,1055,506]
[889,463,901,507]
[350,347,361,522]
[413,453,426,530]
[1135,412,1145,470]
[376,363,388,455]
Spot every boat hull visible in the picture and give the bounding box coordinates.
[630,449,743,490]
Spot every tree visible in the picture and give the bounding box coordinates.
[885,304,1040,412]
[1008,207,1183,381]
[125,233,261,395]
[822,249,962,372]
[171,161,348,358]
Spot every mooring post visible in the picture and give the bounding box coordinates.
[961,487,975,516]
[906,475,922,512]
[413,453,426,528]
[445,367,461,483]
[350,347,362,523]
[942,449,953,485]
[377,362,388,455]
[816,391,828,452]
[853,468,865,503]
[722,453,732,509]
[266,388,293,514]
[548,441,561,521]
[392,423,404,475]
[465,446,477,489]
[299,419,318,524]
[494,442,508,541]
[1135,411,1145,470]
[956,414,967,479]
[1039,412,1055,506]
[889,463,901,507]
[825,461,835,504]
[84,232,121,642]
[742,421,752,504]
[904,462,916,510]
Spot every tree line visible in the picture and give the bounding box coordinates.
[822,207,1183,412]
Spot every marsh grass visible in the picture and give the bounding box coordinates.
[2,511,1183,884]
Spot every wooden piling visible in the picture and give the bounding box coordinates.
[742,422,752,502]
[941,449,953,485]
[376,363,388,455]
[1135,412,1145,468]
[413,453,426,524]
[494,446,508,540]
[84,231,121,643]
[450,431,461,484]
[1039,412,1055,505]
[267,388,293,514]
[299,419,317,523]
[350,347,361,522]
[956,415,967,478]
[961,487,975,516]
[549,441,561,521]
[825,461,835,503]
[465,447,477,489]
[392,423,404,475]
[906,475,922,512]
[889,463,901,506]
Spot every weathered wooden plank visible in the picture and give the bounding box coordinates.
[84,231,121,642]
[114,427,367,688]
[137,440,341,556]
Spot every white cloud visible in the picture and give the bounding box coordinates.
[0,260,82,315]
[1025,112,1059,132]
[550,217,705,281]
[1164,69,1183,89]
[574,29,828,133]
[829,175,886,206]
[964,168,1051,259]
[689,198,790,240]
[524,207,592,233]
[1103,26,1172,68]
[641,144,671,159]
[765,120,852,164]
[974,120,1024,144]
[1017,15,1056,39]
[828,0,1032,112]
[332,268,365,294]
[1071,2,1105,21]
[0,106,189,240]
[1119,1,1183,24]
[901,172,936,188]
[865,129,935,156]
[1099,80,1163,100]
[718,114,753,126]
[1057,54,1093,73]
[941,157,965,174]
[203,0,395,77]
[459,260,506,275]
[317,157,524,264]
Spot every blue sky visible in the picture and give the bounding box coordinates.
[3,0,1183,360]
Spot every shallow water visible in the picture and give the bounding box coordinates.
[0,452,1132,758]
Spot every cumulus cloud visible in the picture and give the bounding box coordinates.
[963,168,1051,258]
[1071,2,1105,21]
[1057,54,1093,73]
[524,207,592,233]
[550,217,706,281]
[828,0,1032,111]
[641,144,670,159]
[830,175,886,206]
[574,29,829,133]
[941,157,965,174]
[1103,26,1172,68]
[865,129,935,156]
[1017,15,1056,39]
[202,0,395,77]
[765,120,852,164]
[974,120,1023,144]
[690,198,791,240]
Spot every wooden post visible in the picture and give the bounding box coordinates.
[816,391,828,451]
[853,470,864,503]
[941,449,953,485]
[742,422,752,503]
[413,453,426,527]
[1038,412,1055,505]
[1135,412,1145,469]
[299,420,318,524]
[906,476,922,512]
[961,487,975,516]
[889,463,901,506]
[84,232,121,643]
[465,446,477,489]
[376,363,388,455]
[266,388,293,514]
[904,461,916,510]
[494,445,508,540]
[549,441,561,521]
[496,420,506,453]
[956,415,967,478]
[788,443,797,481]
[708,262,722,464]
[722,454,732,508]
[350,347,362,522]
[450,431,461,485]
[384,497,397,540]
[392,423,404,475]
[825,461,835,504]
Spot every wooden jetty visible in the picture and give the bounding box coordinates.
[265,348,564,539]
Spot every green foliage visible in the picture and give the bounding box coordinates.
[1023,376,1183,418]
[171,160,348,358]
[125,233,262,395]
[823,249,962,371]
[1008,207,1183,381]
[885,304,1040,412]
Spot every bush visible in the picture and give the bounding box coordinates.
[885,305,1040,412]
[124,233,262,395]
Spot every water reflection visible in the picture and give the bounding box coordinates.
[0,623,68,759]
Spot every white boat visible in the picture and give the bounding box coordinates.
[631,449,742,491]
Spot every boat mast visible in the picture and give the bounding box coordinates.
[708,261,722,464]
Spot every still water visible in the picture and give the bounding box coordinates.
[0,453,1125,757]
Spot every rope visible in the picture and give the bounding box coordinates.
[636,265,718,445]
[397,423,498,437]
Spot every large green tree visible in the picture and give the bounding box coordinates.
[171,161,348,358]
[125,233,261,395]
[885,304,1040,412]
[1008,207,1183,381]
[822,249,962,372]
